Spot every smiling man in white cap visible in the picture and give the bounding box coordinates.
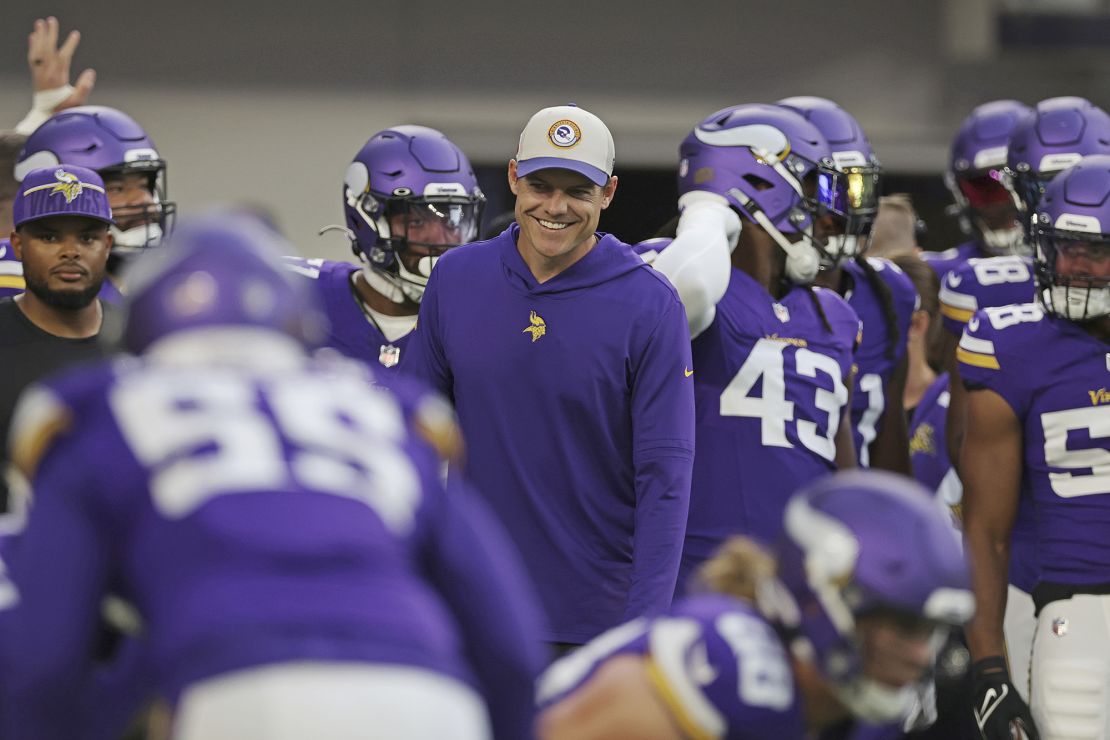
[407,104,696,652]
[508,104,618,282]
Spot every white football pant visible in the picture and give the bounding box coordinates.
[1005,584,1035,703]
[1030,594,1110,740]
[173,661,493,740]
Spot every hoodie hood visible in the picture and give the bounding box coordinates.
[499,223,645,295]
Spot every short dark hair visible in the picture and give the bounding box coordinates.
[0,131,28,203]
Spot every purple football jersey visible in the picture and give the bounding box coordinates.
[408,224,695,644]
[921,240,987,279]
[960,304,1110,586]
[283,257,415,371]
[841,258,918,467]
[537,593,804,740]
[940,256,1039,592]
[678,264,860,589]
[0,240,23,299]
[938,255,1036,338]
[2,348,546,739]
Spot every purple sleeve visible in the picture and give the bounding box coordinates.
[420,478,549,740]
[626,299,696,620]
[406,264,453,397]
[2,433,109,740]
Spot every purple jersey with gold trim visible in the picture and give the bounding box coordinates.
[537,594,804,740]
[0,240,23,299]
[1,349,545,740]
[921,240,986,279]
[646,240,859,587]
[938,255,1036,338]
[959,304,1110,586]
[283,257,415,372]
[841,258,917,467]
[940,256,1039,592]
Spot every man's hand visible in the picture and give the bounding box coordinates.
[972,657,1039,740]
[27,16,96,111]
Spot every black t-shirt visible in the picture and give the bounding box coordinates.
[0,297,113,511]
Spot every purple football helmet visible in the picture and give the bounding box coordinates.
[1005,97,1110,238]
[121,212,325,355]
[678,103,836,283]
[1032,153,1110,321]
[760,470,972,723]
[14,106,175,254]
[777,96,882,266]
[946,100,1032,255]
[338,125,484,304]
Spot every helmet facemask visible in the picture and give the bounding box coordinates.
[350,183,484,303]
[101,159,177,256]
[813,159,882,268]
[949,170,1029,256]
[1035,221,1110,321]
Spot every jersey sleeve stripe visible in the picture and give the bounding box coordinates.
[941,284,976,310]
[939,303,975,324]
[956,347,1000,370]
[644,657,719,740]
[957,334,996,355]
[0,276,25,290]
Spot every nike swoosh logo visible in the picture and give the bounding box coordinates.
[948,273,963,287]
[974,684,1008,728]
[684,367,694,377]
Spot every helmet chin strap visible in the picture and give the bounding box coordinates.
[833,676,917,724]
[979,223,1029,256]
[111,222,163,252]
[731,189,822,284]
[361,265,409,304]
[1045,285,1110,321]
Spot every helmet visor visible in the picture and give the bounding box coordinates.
[390,197,481,254]
[816,164,881,236]
[957,173,1010,209]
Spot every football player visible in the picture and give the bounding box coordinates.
[778,96,918,474]
[15,105,177,299]
[536,470,974,740]
[925,100,1032,279]
[638,103,861,593]
[939,101,1110,711]
[285,125,484,371]
[961,154,1110,740]
[0,213,545,740]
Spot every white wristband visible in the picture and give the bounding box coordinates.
[14,85,75,135]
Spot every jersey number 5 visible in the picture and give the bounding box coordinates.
[1042,406,1110,498]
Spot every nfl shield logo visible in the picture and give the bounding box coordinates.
[379,344,401,368]
[773,303,790,323]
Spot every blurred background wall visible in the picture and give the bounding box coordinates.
[2,0,1109,258]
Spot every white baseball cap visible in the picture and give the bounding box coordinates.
[514,105,615,187]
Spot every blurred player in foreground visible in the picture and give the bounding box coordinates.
[536,470,974,739]
[0,213,546,740]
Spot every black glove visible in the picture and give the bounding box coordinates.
[971,656,1040,740]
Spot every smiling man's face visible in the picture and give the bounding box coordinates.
[509,161,617,279]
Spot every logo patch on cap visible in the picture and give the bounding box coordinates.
[548,120,582,148]
[21,168,105,205]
